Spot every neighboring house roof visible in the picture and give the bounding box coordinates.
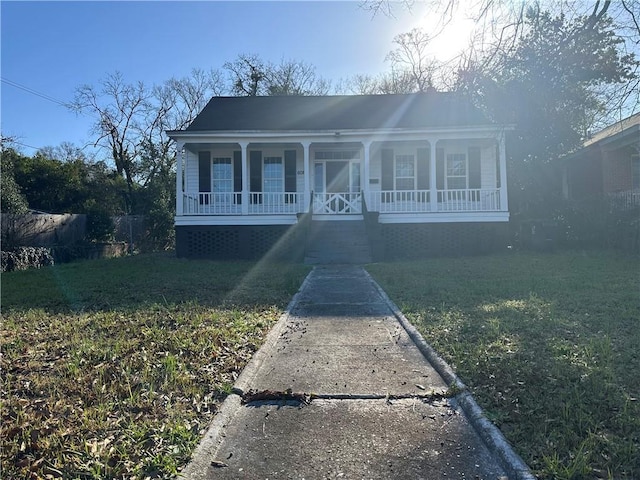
[584,112,640,148]
[183,93,492,132]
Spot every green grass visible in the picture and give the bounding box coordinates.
[1,254,310,479]
[367,251,640,480]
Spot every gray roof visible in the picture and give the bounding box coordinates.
[184,93,492,132]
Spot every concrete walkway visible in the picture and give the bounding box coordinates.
[180,266,534,480]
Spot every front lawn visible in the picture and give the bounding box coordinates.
[1,254,310,479]
[367,251,639,480]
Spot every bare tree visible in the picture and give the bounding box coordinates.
[71,69,225,209]
[336,74,381,94]
[266,58,331,96]
[362,0,639,123]
[142,68,225,185]
[386,28,440,91]
[72,72,148,211]
[224,53,268,96]
[223,54,331,96]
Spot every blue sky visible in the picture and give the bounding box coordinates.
[1,1,474,156]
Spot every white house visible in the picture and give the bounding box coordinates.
[167,93,510,261]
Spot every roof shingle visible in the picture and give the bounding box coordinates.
[185,93,491,132]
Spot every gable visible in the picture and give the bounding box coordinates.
[185,93,492,132]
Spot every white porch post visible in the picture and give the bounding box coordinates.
[362,140,371,208]
[429,139,438,212]
[498,133,508,211]
[302,141,311,212]
[240,141,249,215]
[176,141,184,216]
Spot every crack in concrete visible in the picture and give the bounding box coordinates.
[235,387,458,407]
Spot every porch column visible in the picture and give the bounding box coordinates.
[430,139,438,212]
[362,140,372,208]
[240,141,249,215]
[498,134,508,211]
[302,141,311,212]
[176,141,184,216]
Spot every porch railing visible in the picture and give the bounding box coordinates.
[183,192,304,215]
[182,189,503,215]
[608,190,640,209]
[249,192,304,214]
[437,189,501,211]
[369,190,431,213]
[313,192,362,214]
[368,188,501,213]
[183,192,242,215]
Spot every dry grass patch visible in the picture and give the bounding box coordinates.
[1,254,310,479]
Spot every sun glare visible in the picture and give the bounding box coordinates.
[407,3,479,62]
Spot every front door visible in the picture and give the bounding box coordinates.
[326,161,349,193]
[313,160,361,214]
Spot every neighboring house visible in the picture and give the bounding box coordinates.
[562,112,640,208]
[167,93,511,261]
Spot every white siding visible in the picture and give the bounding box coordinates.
[185,150,198,193]
[481,145,497,189]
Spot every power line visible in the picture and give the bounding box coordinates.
[7,140,41,151]
[1,77,71,108]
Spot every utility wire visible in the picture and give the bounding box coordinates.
[1,77,103,153]
[1,77,72,108]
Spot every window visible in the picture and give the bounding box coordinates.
[395,154,415,190]
[351,163,361,193]
[212,158,232,202]
[446,153,467,189]
[314,163,324,193]
[263,157,283,192]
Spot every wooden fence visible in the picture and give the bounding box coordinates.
[1,214,145,248]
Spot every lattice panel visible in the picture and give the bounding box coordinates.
[185,229,240,258]
[249,229,281,258]
[381,223,505,259]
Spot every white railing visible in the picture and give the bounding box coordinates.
[608,190,640,209]
[182,189,503,215]
[437,189,501,212]
[249,192,304,214]
[183,192,304,215]
[368,189,501,213]
[313,192,362,214]
[369,190,431,213]
[183,192,242,215]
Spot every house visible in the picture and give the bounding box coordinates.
[562,112,640,208]
[167,93,511,262]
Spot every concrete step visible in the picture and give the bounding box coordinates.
[305,220,371,265]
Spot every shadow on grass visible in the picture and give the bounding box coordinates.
[1,253,311,314]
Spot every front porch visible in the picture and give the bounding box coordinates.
[174,133,510,222]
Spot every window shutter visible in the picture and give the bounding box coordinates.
[469,147,481,189]
[436,148,445,190]
[417,147,429,190]
[284,150,296,192]
[233,150,242,204]
[198,151,211,193]
[250,150,262,204]
[381,149,394,190]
